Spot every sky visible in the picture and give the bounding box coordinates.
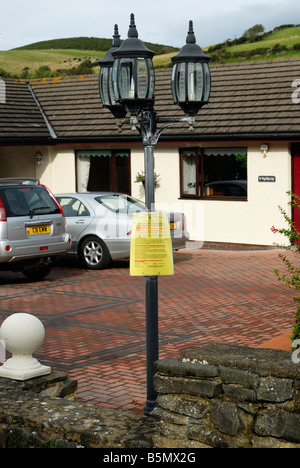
[1,0,300,51]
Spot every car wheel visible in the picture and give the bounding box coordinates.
[79,236,111,270]
[22,263,52,281]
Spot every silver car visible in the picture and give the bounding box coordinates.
[55,192,189,270]
[0,178,71,279]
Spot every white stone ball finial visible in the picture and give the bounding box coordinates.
[0,313,51,381]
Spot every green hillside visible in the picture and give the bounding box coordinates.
[207,25,300,63]
[15,36,178,55]
[0,25,300,78]
[15,37,113,51]
[0,36,178,78]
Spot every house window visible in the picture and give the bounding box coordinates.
[76,150,131,194]
[180,147,247,199]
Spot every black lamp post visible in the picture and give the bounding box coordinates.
[99,13,210,416]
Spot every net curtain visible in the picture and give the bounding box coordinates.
[76,150,129,192]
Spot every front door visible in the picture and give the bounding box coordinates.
[292,144,300,232]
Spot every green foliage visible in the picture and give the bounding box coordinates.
[242,24,265,41]
[272,43,287,54]
[34,65,57,78]
[57,59,96,76]
[272,192,300,347]
[134,171,160,188]
[36,439,65,448]
[236,154,247,168]
[0,68,11,78]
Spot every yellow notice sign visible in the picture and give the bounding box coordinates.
[130,212,174,276]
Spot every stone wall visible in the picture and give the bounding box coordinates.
[152,344,300,448]
[0,372,154,448]
[0,344,299,448]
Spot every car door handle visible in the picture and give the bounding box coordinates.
[75,220,86,224]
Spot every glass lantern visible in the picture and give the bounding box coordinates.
[171,21,211,117]
[98,25,127,119]
[111,14,155,116]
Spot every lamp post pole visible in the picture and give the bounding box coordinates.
[98,14,211,416]
[131,110,195,414]
[143,114,159,415]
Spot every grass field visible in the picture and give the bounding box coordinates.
[0,47,177,75]
[1,26,300,76]
[0,49,106,75]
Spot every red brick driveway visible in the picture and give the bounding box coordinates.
[0,248,297,413]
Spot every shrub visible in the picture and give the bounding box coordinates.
[272,192,300,347]
[0,68,11,78]
[272,43,286,53]
[34,66,57,78]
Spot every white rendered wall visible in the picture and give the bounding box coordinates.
[38,148,76,194]
[131,142,291,246]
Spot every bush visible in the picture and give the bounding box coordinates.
[34,66,57,78]
[272,43,286,53]
[222,51,232,59]
[272,192,300,347]
[0,68,11,78]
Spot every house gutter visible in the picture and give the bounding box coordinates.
[160,132,300,142]
[52,132,300,145]
[0,137,55,145]
[27,83,57,140]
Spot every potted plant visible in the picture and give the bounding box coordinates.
[134,170,160,188]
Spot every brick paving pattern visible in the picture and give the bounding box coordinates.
[0,248,297,414]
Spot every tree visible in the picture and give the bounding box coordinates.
[242,24,265,41]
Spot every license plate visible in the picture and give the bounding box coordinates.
[170,222,177,230]
[26,225,51,235]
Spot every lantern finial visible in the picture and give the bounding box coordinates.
[186,20,196,44]
[128,13,138,38]
[113,24,121,48]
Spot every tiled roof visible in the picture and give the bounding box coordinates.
[2,58,300,142]
[30,74,121,140]
[150,58,300,139]
[0,79,53,141]
[197,58,300,138]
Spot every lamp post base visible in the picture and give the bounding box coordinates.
[143,399,157,416]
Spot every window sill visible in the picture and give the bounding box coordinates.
[179,196,248,201]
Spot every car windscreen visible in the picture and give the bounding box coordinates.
[0,186,60,217]
[95,194,147,214]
